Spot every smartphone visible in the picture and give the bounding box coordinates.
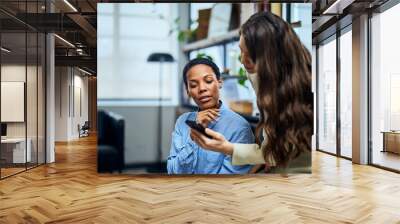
[185,120,212,138]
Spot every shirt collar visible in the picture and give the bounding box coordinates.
[197,100,227,112]
[219,100,228,112]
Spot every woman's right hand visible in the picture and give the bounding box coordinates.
[196,109,220,127]
[190,128,234,156]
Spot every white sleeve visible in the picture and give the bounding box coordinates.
[232,143,276,166]
[232,143,264,165]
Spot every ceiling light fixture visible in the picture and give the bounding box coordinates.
[54,34,75,48]
[63,0,78,12]
[322,0,354,15]
[1,47,11,53]
[78,67,92,76]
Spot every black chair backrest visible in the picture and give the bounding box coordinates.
[97,110,109,145]
[97,110,125,166]
[108,112,124,155]
[82,121,90,129]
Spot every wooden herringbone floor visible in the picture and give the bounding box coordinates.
[1,135,400,223]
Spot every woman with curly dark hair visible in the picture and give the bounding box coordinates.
[190,11,313,172]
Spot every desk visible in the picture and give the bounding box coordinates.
[381,131,400,154]
[1,138,31,163]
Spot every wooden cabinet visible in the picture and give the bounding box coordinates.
[382,132,400,154]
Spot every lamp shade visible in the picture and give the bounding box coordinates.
[147,53,174,62]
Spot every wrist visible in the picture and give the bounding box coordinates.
[221,141,234,156]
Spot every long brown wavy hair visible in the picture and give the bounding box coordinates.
[240,12,313,168]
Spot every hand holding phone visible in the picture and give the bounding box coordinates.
[185,120,213,138]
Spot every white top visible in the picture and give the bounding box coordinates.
[232,142,276,166]
[232,143,263,165]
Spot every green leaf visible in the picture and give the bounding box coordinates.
[196,53,205,58]
[238,67,247,77]
[238,78,248,88]
[178,31,185,42]
[237,67,248,88]
[196,53,214,62]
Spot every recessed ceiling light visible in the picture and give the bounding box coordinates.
[54,34,75,48]
[1,47,11,53]
[323,0,354,15]
[63,0,78,12]
[78,67,92,76]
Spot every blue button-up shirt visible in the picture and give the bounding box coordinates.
[167,102,255,174]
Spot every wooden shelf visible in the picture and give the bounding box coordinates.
[182,28,240,52]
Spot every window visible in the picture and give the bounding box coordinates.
[370,3,400,171]
[97,3,179,105]
[317,36,337,154]
[339,28,352,158]
[189,45,224,69]
[0,1,46,179]
[290,3,312,52]
[224,41,257,113]
[190,3,215,30]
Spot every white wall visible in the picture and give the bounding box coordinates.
[55,67,89,141]
[1,65,37,137]
[55,67,68,141]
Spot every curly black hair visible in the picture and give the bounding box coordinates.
[182,58,220,89]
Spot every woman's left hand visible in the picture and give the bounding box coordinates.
[190,128,234,156]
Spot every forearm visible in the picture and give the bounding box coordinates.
[219,141,234,156]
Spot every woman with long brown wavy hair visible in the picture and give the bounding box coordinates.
[190,11,313,172]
